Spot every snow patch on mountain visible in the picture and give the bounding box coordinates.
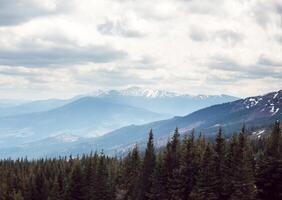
[89,87,232,99]
[252,129,265,138]
[241,90,281,116]
[271,107,280,116]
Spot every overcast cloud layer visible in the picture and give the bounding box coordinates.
[0,0,281,99]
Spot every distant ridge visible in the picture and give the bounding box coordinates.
[0,90,280,159]
[88,86,239,116]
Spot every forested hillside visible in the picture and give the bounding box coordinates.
[0,122,281,200]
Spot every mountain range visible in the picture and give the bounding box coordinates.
[0,87,237,146]
[0,97,165,147]
[0,89,280,159]
[89,87,238,116]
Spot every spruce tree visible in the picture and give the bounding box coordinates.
[34,171,49,200]
[256,121,282,200]
[67,163,84,200]
[213,128,226,199]
[93,153,111,200]
[120,145,141,200]
[223,134,238,199]
[140,129,156,200]
[48,177,61,200]
[162,128,181,199]
[148,152,166,200]
[231,129,255,200]
[193,143,217,200]
[170,132,197,200]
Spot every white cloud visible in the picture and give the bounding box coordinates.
[0,0,281,99]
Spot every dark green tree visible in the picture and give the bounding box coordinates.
[67,163,84,200]
[140,129,156,200]
[93,153,111,200]
[213,128,226,199]
[193,144,217,200]
[231,129,255,200]
[256,121,282,200]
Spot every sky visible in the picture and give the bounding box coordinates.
[0,0,281,100]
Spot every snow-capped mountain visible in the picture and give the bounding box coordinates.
[94,87,182,98]
[88,87,238,116]
[91,86,229,99]
[240,90,281,116]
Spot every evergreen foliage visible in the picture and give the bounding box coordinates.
[0,122,281,200]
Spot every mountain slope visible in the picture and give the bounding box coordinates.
[0,98,76,117]
[0,97,165,148]
[79,90,282,154]
[1,90,280,159]
[89,87,239,116]
[0,87,238,117]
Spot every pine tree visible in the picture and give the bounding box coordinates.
[82,158,96,200]
[256,121,282,200]
[170,132,198,200]
[194,143,217,200]
[67,163,84,200]
[48,177,61,200]
[93,153,111,200]
[231,129,255,200]
[119,145,141,200]
[213,128,226,199]
[140,129,156,200]
[148,152,167,200]
[223,134,238,199]
[34,171,49,200]
[161,128,181,200]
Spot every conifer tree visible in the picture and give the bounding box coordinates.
[256,121,282,200]
[67,163,84,200]
[193,143,217,200]
[170,132,198,200]
[93,153,111,200]
[161,128,181,199]
[119,145,141,200]
[48,177,61,200]
[82,158,96,200]
[213,128,226,199]
[148,152,166,200]
[231,129,255,200]
[223,134,238,199]
[140,129,156,200]
[34,171,49,200]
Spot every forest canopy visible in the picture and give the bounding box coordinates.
[0,122,281,200]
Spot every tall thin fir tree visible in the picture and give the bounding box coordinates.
[256,121,282,200]
[66,162,84,200]
[231,127,255,200]
[213,127,226,199]
[140,129,156,200]
[93,153,111,200]
[193,143,217,200]
[165,128,181,199]
[170,131,198,200]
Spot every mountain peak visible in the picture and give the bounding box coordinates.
[89,87,235,99]
[95,87,180,98]
[119,87,179,98]
[240,90,282,116]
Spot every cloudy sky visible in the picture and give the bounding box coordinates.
[0,0,281,99]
